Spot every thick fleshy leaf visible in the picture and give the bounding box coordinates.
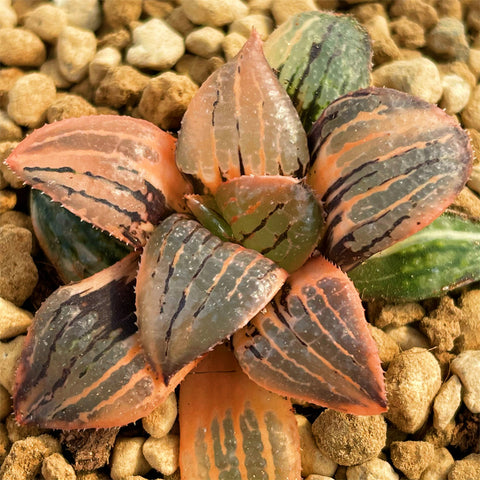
[265,11,371,132]
[307,87,473,271]
[31,190,131,283]
[233,255,386,415]
[14,254,175,429]
[349,211,480,301]
[179,345,301,480]
[176,31,309,194]
[6,115,193,247]
[136,214,288,384]
[214,176,324,272]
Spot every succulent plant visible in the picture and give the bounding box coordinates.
[5,12,474,479]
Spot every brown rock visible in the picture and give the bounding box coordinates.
[0,68,24,109]
[390,0,439,30]
[47,94,97,122]
[367,323,400,365]
[103,0,143,28]
[364,15,401,65]
[0,27,46,67]
[390,440,435,480]
[448,453,480,480]
[374,302,425,328]
[390,16,426,49]
[457,289,480,350]
[175,54,224,85]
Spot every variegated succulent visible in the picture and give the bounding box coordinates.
[5,12,474,479]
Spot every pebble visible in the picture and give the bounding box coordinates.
[24,4,67,43]
[0,225,38,306]
[426,17,470,62]
[95,65,149,109]
[41,453,76,480]
[222,32,248,60]
[450,350,480,414]
[457,289,480,350]
[7,72,56,128]
[271,0,317,25]
[5,416,45,443]
[468,48,480,80]
[0,424,8,464]
[461,84,480,131]
[374,302,425,328]
[364,15,401,65]
[367,324,400,365]
[182,0,248,27]
[248,0,274,15]
[386,348,442,433]
[0,68,24,109]
[89,47,122,86]
[304,476,334,480]
[351,3,387,23]
[47,94,97,122]
[40,60,72,89]
[0,297,32,340]
[97,28,131,51]
[440,73,471,115]
[0,190,15,213]
[0,142,22,189]
[57,26,97,83]
[103,0,142,28]
[0,335,24,393]
[166,7,195,36]
[0,111,22,142]
[185,27,225,58]
[384,325,430,350]
[346,457,399,480]
[438,61,477,89]
[0,4,17,28]
[390,16,426,49]
[433,374,462,431]
[143,0,174,19]
[390,440,434,480]
[448,453,480,480]
[389,0,439,30]
[127,18,185,71]
[296,415,337,478]
[0,385,11,421]
[0,27,46,67]
[54,0,102,31]
[142,434,179,476]
[110,437,151,480]
[229,13,274,41]
[421,447,454,480]
[311,410,386,466]
[141,392,177,439]
[437,0,462,20]
[138,71,198,130]
[175,54,225,84]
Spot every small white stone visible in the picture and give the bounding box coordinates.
[384,325,430,351]
[0,297,32,340]
[181,0,248,27]
[25,4,67,43]
[185,27,224,58]
[89,47,122,86]
[433,374,462,430]
[127,18,185,71]
[0,4,17,28]
[451,350,480,413]
[229,14,274,41]
[142,434,179,476]
[346,457,399,480]
[54,0,102,31]
[440,74,471,114]
[57,26,97,82]
[110,437,150,480]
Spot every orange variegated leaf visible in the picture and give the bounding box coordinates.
[13,254,181,429]
[6,115,193,247]
[179,345,301,480]
[176,31,309,194]
[234,255,386,415]
[136,214,288,384]
[307,87,473,271]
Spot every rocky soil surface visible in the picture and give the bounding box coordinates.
[0,0,479,479]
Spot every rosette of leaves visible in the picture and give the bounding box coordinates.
[5,12,474,480]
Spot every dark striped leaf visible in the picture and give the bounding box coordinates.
[136,214,288,383]
[233,255,386,415]
[31,190,131,283]
[349,212,480,301]
[176,31,309,194]
[307,87,473,271]
[179,345,301,480]
[6,115,193,247]
[14,254,175,429]
[214,176,324,272]
[264,11,372,133]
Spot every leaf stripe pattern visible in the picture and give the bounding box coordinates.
[179,346,301,480]
[176,31,309,194]
[136,214,288,383]
[307,87,473,271]
[14,254,171,429]
[6,115,193,247]
[234,255,386,415]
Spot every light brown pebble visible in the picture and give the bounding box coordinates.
[390,441,434,480]
[0,335,24,393]
[448,453,480,480]
[437,61,477,89]
[54,0,102,31]
[433,374,462,431]
[457,289,480,350]
[138,71,198,131]
[47,94,97,122]
[97,28,131,50]
[222,32,248,60]
[364,15,401,65]
[127,18,185,71]
[461,84,480,131]
[5,415,45,443]
[0,110,22,142]
[304,476,334,480]
[143,434,179,476]
[389,0,439,30]
[0,297,32,340]
[0,68,24,109]
[0,4,17,28]
[384,325,430,350]
[296,415,337,478]
[0,434,61,480]
[467,2,480,32]
[0,27,46,67]
[95,65,149,109]
[76,472,111,480]
[0,423,9,464]
[166,7,195,36]
[40,59,72,89]
[247,0,273,14]
[375,302,425,329]
[426,17,470,62]
[24,4,67,43]
[175,54,224,84]
[450,350,480,413]
[440,74,471,115]
[271,0,317,25]
[7,72,56,128]
[0,190,16,214]
[423,421,455,449]
[89,47,122,87]
[229,14,274,41]
[42,453,76,480]
[110,437,151,480]
[312,410,386,466]
[386,348,442,433]
[367,324,400,366]
[421,447,455,480]
[351,3,387,23]
[182,0,248,27]
[468,48,480,80]
[0,142,23,189]
[346,457,399,480]
[390,16,426,49]
[437,0,463,19]
[143,0,174,19]
[185,27,224,58]
[142,392,177,439]
[103,0,142,28]
[70,78,95,104]
[57,26,97,83]
[0,385,11,423]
